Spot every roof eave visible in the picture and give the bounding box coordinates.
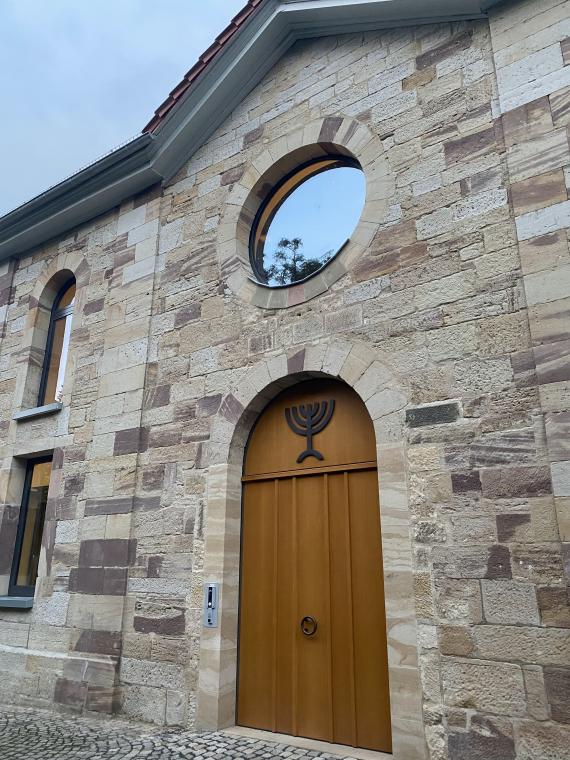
[0,0,504,262]
[0,134,159,260]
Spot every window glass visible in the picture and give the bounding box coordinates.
[40,279,75,405]
[12,459,52,593]
[251,158,365,287]
[43,312,73,404]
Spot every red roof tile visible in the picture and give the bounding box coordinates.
[143,0,265,134]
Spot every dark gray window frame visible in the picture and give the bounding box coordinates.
[8,456,53,598]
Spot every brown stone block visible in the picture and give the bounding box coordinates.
[451,471,481,493]
[354,241,427,281]
[318,115,343,142]
[512,545,565,585]
[551,84,570,126]
[242,124,264,148]
[403,66,435,91]
[173,400,197,423]
[439,626,474,656]
[503,96,553,147]
[144,384,170,409]
[535,339,570,385]
[196,394,222,417]
[529,298,570,346]
[480,466,552,499]
[219,393,244,425]
[0,505,19,574]
[52,447,64,470]
[132,496,161,511]
[496,513,532,542]
[538,586,570,628]
[447,716,515,760]
[85,686,117,714]
[444,126,496,166]
[507,128,569,183]
[220,163,245,187]
[63,474,85,497]
[69,567,127,596]
[83,297,105,316]
[562,38,570,66]
[471,427,538,467]
[114,427,149,456]
[85,497,133,517]
[435,577,481,625]
[546,412,570,462]
[69,567,104,594]
[134,609,185,636]
[173,302,200,328]
[73,630,122,657]
[286,348,305,374]
[510,349,537,389]
[141,464,165,491]
[52,496,77,521]
[416,31,472,70]
[544,667,570,723]
[78,538,136,568]
[54,677,87,711]
[147,556,163,578]
[510,169,568,216]
[148,427,182,448]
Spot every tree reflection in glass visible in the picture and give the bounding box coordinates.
[252,159,365,287]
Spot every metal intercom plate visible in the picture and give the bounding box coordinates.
[203,582,219,628]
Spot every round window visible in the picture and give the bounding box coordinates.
[250,157,366,287]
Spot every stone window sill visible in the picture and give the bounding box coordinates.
[0,596,33,609]
[12,402,63,422]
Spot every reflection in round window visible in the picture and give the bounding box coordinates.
[250,157,366,287]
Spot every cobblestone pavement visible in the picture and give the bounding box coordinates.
[0,706,356,759]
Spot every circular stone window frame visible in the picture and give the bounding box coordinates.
[249,154,363,288]
[218,115,394,309]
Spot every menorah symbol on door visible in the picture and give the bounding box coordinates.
[285,399,335,463]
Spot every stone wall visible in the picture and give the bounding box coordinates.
[0,1,569,758]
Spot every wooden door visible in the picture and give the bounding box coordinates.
[237,380,392,753]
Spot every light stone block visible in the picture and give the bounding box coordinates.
[516,200,570,241]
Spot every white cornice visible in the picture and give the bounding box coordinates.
[0,0,504,260]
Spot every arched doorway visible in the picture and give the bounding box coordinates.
[237,378,392,753]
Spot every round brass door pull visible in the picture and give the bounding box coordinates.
[300,616,318,637]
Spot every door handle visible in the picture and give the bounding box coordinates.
[300,615,318,637]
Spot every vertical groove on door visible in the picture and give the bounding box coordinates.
[292,476,298,737]
[344,471,358,747]
[272,478,279,732]
[323,474,334,741]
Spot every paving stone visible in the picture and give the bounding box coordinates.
[0,705,357,760]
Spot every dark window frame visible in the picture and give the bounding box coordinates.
[8,456,53,598]
[249,155,362,287]
[37,279,75,407]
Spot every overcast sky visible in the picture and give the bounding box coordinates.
[0,0,245,216]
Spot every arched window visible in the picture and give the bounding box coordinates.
[38,278,75,406]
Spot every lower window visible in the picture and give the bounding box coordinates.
[9,457,52,597]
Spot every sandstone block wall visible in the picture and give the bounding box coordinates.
[0,1,569,758]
